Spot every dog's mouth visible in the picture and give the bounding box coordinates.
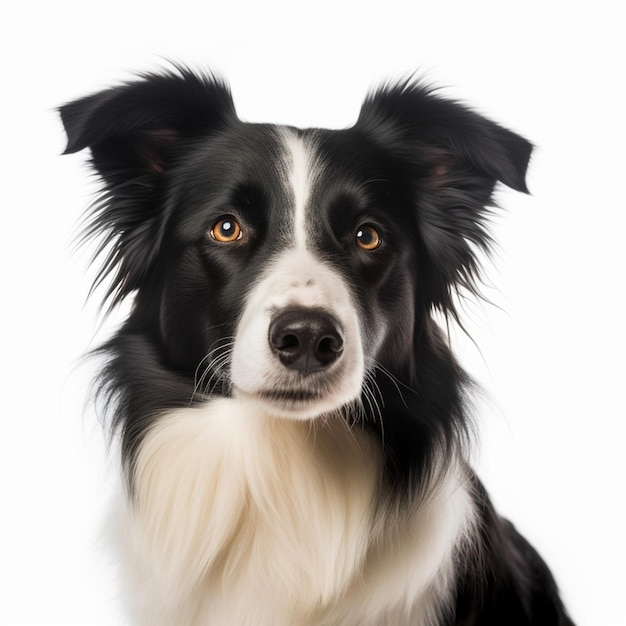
[258,388,323,405]
[231,384,334,418]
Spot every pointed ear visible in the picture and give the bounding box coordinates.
[59,68,236,182]
[59,68,237,308]
[357,81,532,193]
[356,81,533,314]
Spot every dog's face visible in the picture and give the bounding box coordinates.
[155,123,418,419]
[60,70,531,423]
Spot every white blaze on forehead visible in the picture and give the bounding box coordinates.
[280,129,318,249]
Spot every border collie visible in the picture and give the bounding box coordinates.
[60,68,574,625]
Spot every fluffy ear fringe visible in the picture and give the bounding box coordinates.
[356,80,533,316]
[61,99,185,177]
[357,80,532,192]
[59,67,236,165]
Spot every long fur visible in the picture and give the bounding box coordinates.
[61,67,574,625]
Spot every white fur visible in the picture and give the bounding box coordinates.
[122,398,476,625]
[281,128,316,250]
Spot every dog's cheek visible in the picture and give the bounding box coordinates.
[230,310,275,394]
[356,265,417,370]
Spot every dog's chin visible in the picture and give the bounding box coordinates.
[233,386,352,421]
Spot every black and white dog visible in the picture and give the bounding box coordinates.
[61,68,574,625]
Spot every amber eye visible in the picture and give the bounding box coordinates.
[210,217,243,243]
[355,225,381,251]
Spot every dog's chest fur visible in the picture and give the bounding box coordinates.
[121,397,475,626]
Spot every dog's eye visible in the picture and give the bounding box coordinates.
[210,217,243,243]
[355,225,381,251]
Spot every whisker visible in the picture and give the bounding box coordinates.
[190,338,235,405]
[193,338,235,386]
[364,356,417,409]
[201,353,233,396]
[361,372,385,446]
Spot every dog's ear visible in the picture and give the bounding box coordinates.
[60,68,236,181]
[60,68,236,307]
[356,81,532,315]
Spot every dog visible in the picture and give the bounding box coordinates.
[60,67,574,625]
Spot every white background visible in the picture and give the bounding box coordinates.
[2,1,624,624]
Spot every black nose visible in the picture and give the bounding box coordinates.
[268,308,344,375]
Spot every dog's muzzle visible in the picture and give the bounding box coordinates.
[268,308,344,376]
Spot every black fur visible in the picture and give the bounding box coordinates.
[61,67,574,624]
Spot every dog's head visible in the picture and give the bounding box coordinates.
[61,69,531,423]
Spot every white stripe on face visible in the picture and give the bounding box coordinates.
[280,128,317,250]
